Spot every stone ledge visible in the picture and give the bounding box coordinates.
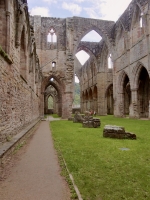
[0,46,13,64]
[0,118,41,166]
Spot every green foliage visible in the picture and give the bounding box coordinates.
[50,116,150,200]
[0,45,12,64]
[48,96,53,109]
[73,83,80,106]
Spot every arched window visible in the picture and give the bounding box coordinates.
[47,28,57,43]
[52,61,56,67]
[108,54,113,69]
[140,12,143,28]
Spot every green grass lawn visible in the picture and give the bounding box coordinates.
[44,113,60,118]
[50,116,150,200]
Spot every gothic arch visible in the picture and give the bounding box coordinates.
[132,62,149,89]
[132,63,150,118]
[118,70,130,94]
[131,3,143,29]
[76,45,95,57]
[44,80,62,116]
[73,19,115,54]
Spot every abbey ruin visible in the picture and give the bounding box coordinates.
[0,0,150,143]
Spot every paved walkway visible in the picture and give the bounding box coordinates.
[0,120,71,200]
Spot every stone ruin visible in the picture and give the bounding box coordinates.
[103,125,136,139]
[73,111,100,128]
[73,112,83,123]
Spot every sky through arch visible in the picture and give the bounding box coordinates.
[81,30,102,42]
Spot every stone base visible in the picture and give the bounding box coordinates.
[103,125,136,139]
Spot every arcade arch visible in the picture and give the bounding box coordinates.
[137,67,150,118]
[42,76,63,117]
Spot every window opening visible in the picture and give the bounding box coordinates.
[47,28,57,43]
[81,30,102,42]
[52,61,56,67]
[140,12,143,28]
[75,50,90,65]
[108,54,113,69]
[48,96,53,109]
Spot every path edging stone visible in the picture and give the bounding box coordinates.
[63,158,83,200]
[0,118,41,166]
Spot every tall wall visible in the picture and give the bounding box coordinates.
[112,0,150,118]
[0,0,41,144]
[30,16,75,118]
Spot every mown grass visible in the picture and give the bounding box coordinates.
[44,113,60,118]
[50,116,150,200]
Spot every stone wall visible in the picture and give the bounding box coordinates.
[112,0,150,118]
[0,0,41,144]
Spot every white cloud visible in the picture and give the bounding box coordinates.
[62,2,82,15]
[30,7,50,17]
[99,0,132,21]
[74,0,85,3]
[84,7,101,19]
[43,0,57,4]
[84,0,132,21]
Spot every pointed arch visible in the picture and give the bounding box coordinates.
[130,3,144,29]
[132,62,149,89]
[47,27,57,43]
[118,70,130,93]
[73,22,114,54]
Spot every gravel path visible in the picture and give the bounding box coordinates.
[0,121,71,200]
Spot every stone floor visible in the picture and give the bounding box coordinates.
[0,120,71,200]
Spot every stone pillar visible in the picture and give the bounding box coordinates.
[62,91,73,118]
[118,93,124,117]
[40,93,44,118]
[129,89,139,118]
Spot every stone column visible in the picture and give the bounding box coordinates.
[129,89,139,118]
[40,93,44,118]
[118,93,124,117]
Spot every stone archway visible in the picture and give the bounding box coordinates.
[73,18,115,55]
[137,67,150,118]
[117,71,131,117]
[42,76,63,117]
[131,64,150,118]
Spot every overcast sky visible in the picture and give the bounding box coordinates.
[28,0,132,21]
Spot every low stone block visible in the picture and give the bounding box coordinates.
[103,125,136,139]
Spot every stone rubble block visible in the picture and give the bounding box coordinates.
[103,125,136,139]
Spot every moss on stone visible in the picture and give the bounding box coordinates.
[0,45,13,64]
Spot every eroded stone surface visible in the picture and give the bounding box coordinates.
[103,125,136,139]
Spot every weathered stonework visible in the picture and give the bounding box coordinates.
[103,125,136,139]
[0,0,41,144]
[1,0,150,145]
